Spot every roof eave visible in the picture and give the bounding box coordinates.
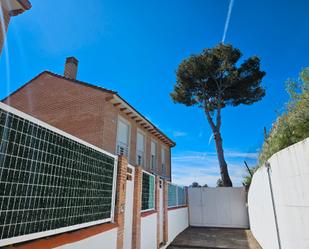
[108,94,176,147]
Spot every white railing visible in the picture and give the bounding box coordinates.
[116,141,129,158]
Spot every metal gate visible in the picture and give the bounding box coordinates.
[188,187,249,228]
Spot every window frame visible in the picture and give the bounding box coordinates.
[115,116,131,160]
[150,139,157,172]
[136,128,145,167]
[161,145,166,176]
[141,170,156,212]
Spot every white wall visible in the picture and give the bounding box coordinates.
[189,187,249,228]
[124,165,135,249]
[140,213,157,249]
[55,228,118,249]
[248,137,309,249]
[248,167,279,249]
[166,207,189,246]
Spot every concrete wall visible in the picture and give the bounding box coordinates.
[248,137,309,249]
[188,187,249,228]
[140,213,157,249]
[55,228,118,249]
[166,207,189,246]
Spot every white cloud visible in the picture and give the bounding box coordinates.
[171,149,257,187]
[172,131,188,137]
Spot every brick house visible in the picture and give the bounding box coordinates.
[2,57,175,180]
[0,0,32,53]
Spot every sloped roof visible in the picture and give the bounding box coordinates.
[2,71,176,147]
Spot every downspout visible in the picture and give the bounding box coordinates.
[266,162,282,249]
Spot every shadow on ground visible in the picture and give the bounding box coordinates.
[167,227,262,249]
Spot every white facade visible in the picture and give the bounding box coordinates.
[166,207,189,246]
[124,165,135,249]
[55,227,118,249]
[248,137,309,249]
[140,213,157,249]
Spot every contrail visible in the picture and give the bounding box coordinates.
[222,0,235,44]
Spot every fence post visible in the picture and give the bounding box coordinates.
[185,186,190,225]
[266,162,282,249]
[115,155,128,249]
[163,180,169,245]
[155,176,160,249]
[132,166,142,249]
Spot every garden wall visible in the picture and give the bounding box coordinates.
[248,137,309,249]
[166,207,189,246]
[0,102,189,249]
[55,227,118,249]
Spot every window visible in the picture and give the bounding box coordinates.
[136,131,145,166]
[116,118,130,158]
[161,146,166,175]
[141,172,155,211]
[150,140,157,171]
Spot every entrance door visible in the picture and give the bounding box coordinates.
[159,179,164,244]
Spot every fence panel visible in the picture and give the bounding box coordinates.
[0,103,118,247]
[168,183,186,208]
[188,187,249,228]
[141,171,155,211]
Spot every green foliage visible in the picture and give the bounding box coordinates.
[190,182,201,188]
[259,68,309,165]
[242,166,257,188]
[170,43,266,111]
[216,178,224,187]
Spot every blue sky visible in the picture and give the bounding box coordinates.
[0,0,308,186]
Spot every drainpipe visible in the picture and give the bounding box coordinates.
[266,162,282,249]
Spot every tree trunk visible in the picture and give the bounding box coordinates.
[214,131,233,187]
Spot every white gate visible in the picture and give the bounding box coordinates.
[124,165,135,249]
[188,187,249,228]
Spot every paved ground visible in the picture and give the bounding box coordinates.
[167,227,262,249]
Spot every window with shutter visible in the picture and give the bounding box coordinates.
[136,131,145,166]
[150,140,157,171]
[116,118,130,158]
[161,146,166,176]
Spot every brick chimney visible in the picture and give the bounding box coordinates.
[64,56,78,80]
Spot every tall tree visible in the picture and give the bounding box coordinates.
[171,44,266,186]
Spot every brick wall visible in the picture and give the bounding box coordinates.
[3,71,172,179]
[163,180,169,244]
[132,166,142,249]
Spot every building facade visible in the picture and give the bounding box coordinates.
[2,57,175,180]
